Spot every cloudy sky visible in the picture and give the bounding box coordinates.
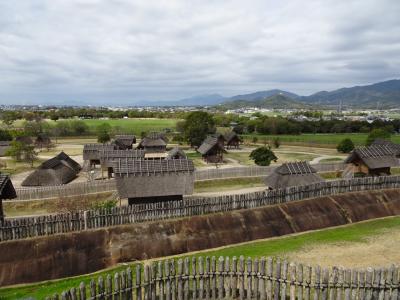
[0,0,399,105]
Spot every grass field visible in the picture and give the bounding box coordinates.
[242,133,400,147]
[2,216,400,299]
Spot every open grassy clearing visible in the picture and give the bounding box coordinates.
[243,133,400,147]
[2,216,400,299]
[0,158,45,176]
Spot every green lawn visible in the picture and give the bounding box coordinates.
[194,177,264,193]
[242,133,400,147]
[1,216,400,299]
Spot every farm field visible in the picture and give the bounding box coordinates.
[242,133,400,147]
[2,216,399,299]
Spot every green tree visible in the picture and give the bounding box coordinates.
[337,138,354,153]
[70,120,89,136]
[1,111,18,126]
[182,111,215,147]
[0,129,12,141]
[6,141,37,165]
[249,146,277,166]
[97,123,111,143]
[366,128,391,146]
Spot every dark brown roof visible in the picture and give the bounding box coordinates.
[113,158,194,176]
[224,131,239,143]
[197,136,225,155]
[114,135,136,148]
[264,161,324,189]
[15,136,33,145]
[0,174,16,199]
[56,151,81,172]
[344,145,399,169]
[167,147,187,159]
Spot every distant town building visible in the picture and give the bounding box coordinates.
[0,173,17,222]
[197,136,226,163]
[264,161,325,190]
[113,158,195,204]
[343,145,399,178]
[22,152,81,186]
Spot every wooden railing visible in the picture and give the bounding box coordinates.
[1,175,399,242]
[47,255,400,300]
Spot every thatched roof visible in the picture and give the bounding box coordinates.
[371,139,400,156]
[224,131,240,144]
[99,149,145,167]
[114,135,136,149]
[167,147,187,159]
[197,136,226,155]
[113,158,194,176]
[56,151,81,172]
[114,158,195,199]
[0,141,11,157]
[344,145,399,169]
[83,144,116,161]
[264,161,325,189]
[21,153,80,186]
[0,173,16,200]
[15,136,33,145]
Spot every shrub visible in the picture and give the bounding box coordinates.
[249,146,278,166]
[337,138,354,153]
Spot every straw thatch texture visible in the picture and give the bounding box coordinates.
[83,144,115,161]
[224,131,240,148]
[264,161,325,189]
[198,136,226,163]
[166,147,187,159]
[21,153,80,186]
[113,158,195,200]
[371,138,400,156]
[0,173,16,221]
[114,135,136,150]
[345,145,399,170]
[99,149,145,168]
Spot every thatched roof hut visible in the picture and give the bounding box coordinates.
[114,158,195,204]
[167,147,187,159]
[371,139,400,157]
[224,131,240,149]
[211,133,226,147]
[343,145,399,178]
[0,141,11,157]
[198,136,226,163]
[137,132,167,153]
[83,144,116,165]
[114,135,136,150]
[56,151,81,172]
[21,153,80,186]
[15,136,33,145]
[264,161,325,190]
[0,173,17,222]
[35,134,52,148]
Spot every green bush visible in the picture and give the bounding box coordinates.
[336,138,354,153]
[249,146,277,166]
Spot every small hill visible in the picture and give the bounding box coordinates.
[229,89,299,101]
[219,94,309,110]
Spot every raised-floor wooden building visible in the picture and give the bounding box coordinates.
[99,149,145,178]
[197,136,226,163]
[0,174,17,222]
[224,131,240,149]
[264,161,325,190]
[113,135,136,150]
[343,145,399,178]
[83,144,116,166]
[113,158,195,204]
[137,132,167,153]
[22,152,81,186]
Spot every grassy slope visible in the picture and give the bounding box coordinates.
[1,216,400,299]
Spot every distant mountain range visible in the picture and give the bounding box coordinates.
[163,79,400,109]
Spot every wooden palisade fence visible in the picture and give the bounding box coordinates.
[47,255,399,300]
[10,163,345,201]
[2,175,400,242]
